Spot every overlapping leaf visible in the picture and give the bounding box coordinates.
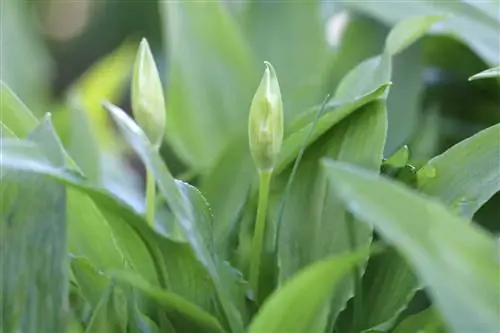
[323,161,500,333]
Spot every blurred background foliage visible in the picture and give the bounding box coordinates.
[1,0,499,231]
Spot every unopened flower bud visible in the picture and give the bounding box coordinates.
[132,38,166,149]
[248,62,284,172]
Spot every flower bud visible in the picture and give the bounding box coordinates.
[248,62,284,172]
[132,38,166,149]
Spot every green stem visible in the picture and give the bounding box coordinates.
[146,167,156,226]
[249,169,273,298]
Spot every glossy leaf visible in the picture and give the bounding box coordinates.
[247,249,369,333]
[160,1,257,170]
[469,66,500,81]
[322,161,500,333]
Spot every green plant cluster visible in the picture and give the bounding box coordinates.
[1,5,500,333]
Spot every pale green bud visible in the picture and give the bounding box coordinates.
[132,38,166,149]
[248,62,284,172]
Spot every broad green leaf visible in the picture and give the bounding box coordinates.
[113,272,225,333]
[275,100,387,327]
[242,1,330,119]
[105,103,244,333]
[247,249,369,333]
[322,161,500,333]
[418,123,500,219]
[160,1,257,170]
[0,86,122,270]
[201,84,390,260]
[384,14,448,56]
[1,125,67,333]
[343,0,500,65]
[21,115,145,281]
[278,83,390,172]
[333,54,392,101]
[353,248,418,331]
[392,307,445,333]
[469,66,500,81]
[0,138,238,329]
[357,123,500,331]
[0,81,38,137]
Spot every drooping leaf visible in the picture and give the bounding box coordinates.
[469,66,500,81]
[160,0,257,170]
[105,103,245,333]
[247,249,370,333]
[322,161,500,333]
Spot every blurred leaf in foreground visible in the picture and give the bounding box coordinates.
[1,119,67,333]
[323,161,500,333]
